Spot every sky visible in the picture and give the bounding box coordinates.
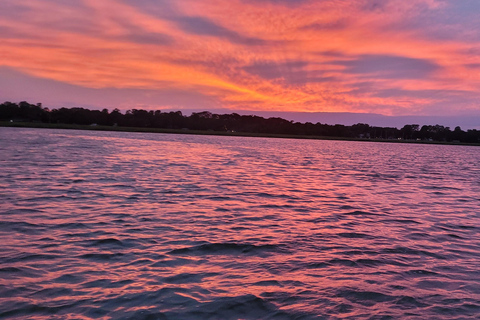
[1,0,480,127]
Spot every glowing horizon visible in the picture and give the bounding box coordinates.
[1,0,480,117]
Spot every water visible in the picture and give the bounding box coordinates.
[1,127,479,319]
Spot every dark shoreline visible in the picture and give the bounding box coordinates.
[3,121,479,147]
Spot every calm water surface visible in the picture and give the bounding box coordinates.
[1,127,480,319]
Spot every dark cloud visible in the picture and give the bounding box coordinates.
[0,1,30,17]
[375,88,477,99]
[0,26,25,39]
[117,2,277,46]
[0,1,173,46]
[360,1,389,12]
[465,63,480,69]
[119,0,178,17]
[0,1,100,35]
[42,0,90,9]
[175,16,234,37]
[379,0,480,42]
[48,17,100,35]
[244,0,309,7]
[334,54,440,80]
[114,20,174,46]
[242,60,335,84]
[315,51,348,58]
[300,19,348,31]
[173,16,266,46]
[345,82,478,109]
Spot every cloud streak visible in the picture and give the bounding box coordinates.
[335,55,441,80]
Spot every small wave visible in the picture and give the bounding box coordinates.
[0,267,22,273]
[428,303,480,317]
[257,204,294,209]
[319,257,387,268]
[447,233,464,239]
[168,242,281,256]
[53,274,85,284]
[442,223,477,230]
[343,210,378,216]
[4,253,59,264]
[254,192,297,199]
[305,262,331,269]
[206,196,232,201]
[381,219,421,224]
[394,295,428,308]
[381,246,446,259]
[337,232,373,239]
[337,289,395,306]
[355,259,385,267]
[420,185,461,191]
[415,280,449,290]
[328,258,358,267]
[79,253,125,261]
[0,304,68,319]
[150,258,195,268]
[182,294,291,320]
[163,272,218,284]
[125,258,155,266]
[0,221,43,233]
[22,195,76,202]
[30,287,75,299]
[254,192,277,198]
[82,279,133,289]
[3,208,44,215]
[405,269,438,277]
[406,232,432,241]
[66,188,84,195]
[307,217,328,224]
[331,303,354,314]
[252,280,282,287]
[88,238,125,247]
[56,222,89,229]
[0,266,46,279]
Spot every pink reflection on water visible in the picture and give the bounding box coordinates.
[1,129,479,318]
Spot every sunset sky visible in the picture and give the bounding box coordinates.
[1,0,480,125]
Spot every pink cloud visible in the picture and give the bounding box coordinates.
[0,0,479,118]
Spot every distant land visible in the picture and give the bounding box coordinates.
[163,109,480,131]
[2,101,479,145]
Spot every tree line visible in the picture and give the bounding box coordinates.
[1,101,479,143]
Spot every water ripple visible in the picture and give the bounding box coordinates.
[1,127,480,319]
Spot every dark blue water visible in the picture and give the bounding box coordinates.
[1,127,480,319]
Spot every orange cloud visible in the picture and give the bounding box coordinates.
[1,0,480,116]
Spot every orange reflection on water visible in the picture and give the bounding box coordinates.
[2,129,480,318]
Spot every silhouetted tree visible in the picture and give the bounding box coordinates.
[1,101,479,143]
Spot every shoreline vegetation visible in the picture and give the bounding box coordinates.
[1,101,479,146]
